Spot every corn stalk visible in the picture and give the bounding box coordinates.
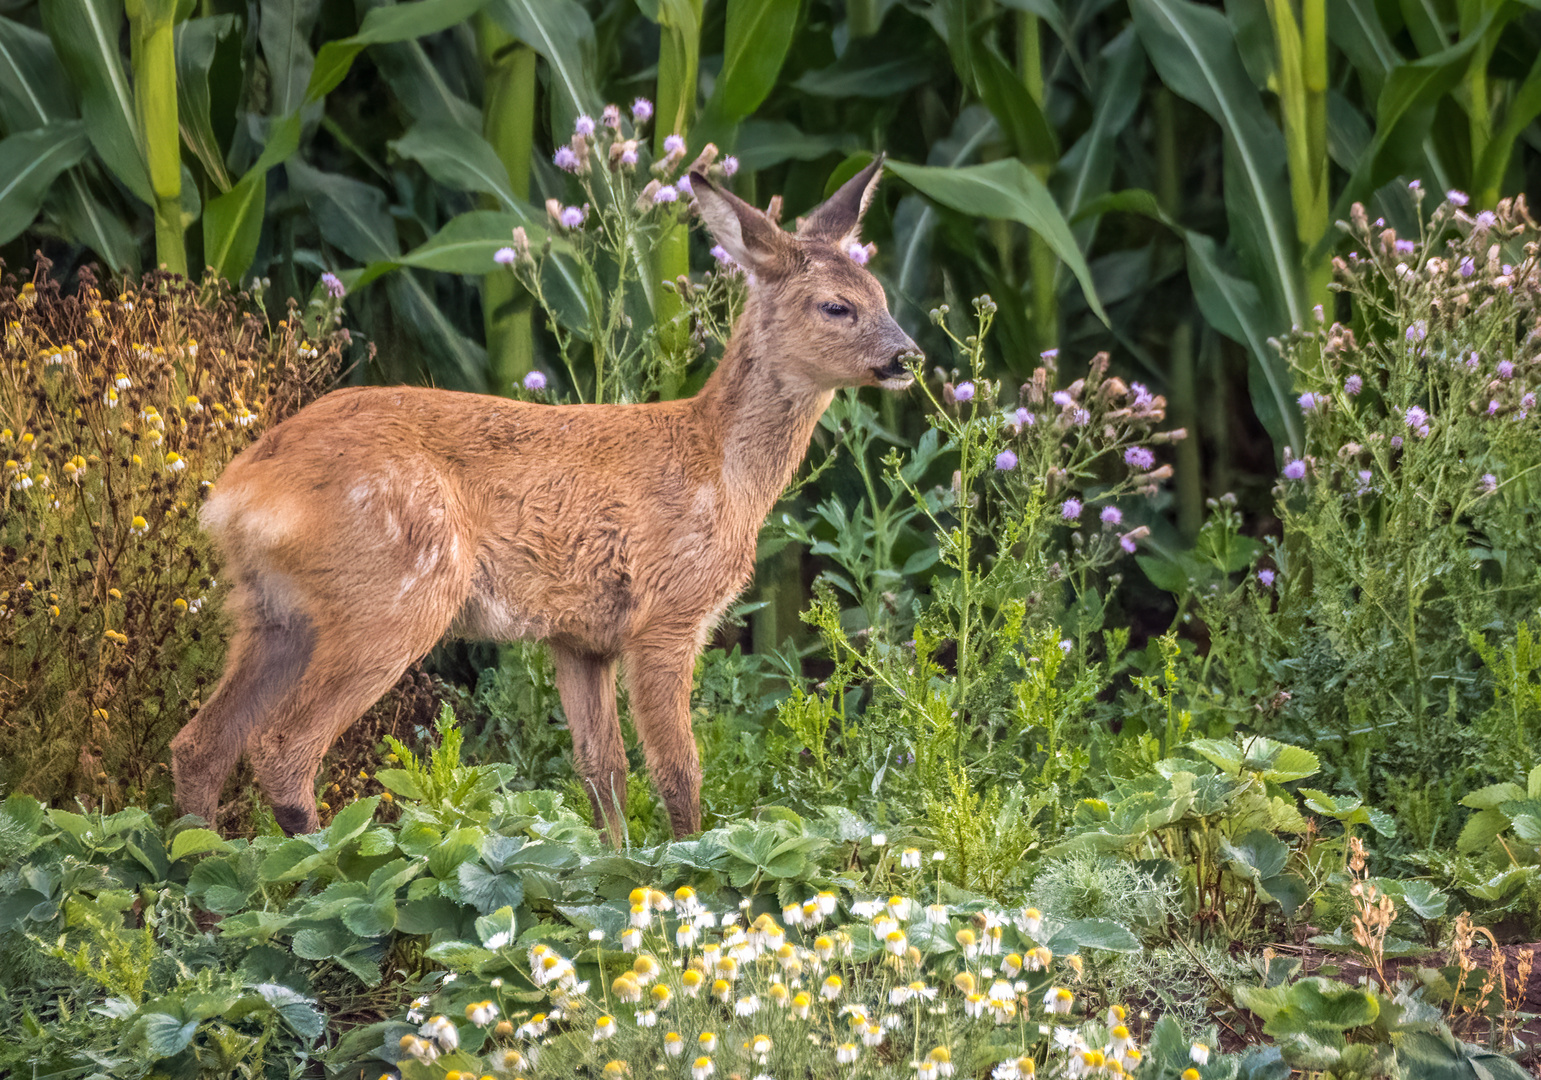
[476,15,536,394]
[649,0,701,375]
[1265,0,1327,317]
[126,0,184,274]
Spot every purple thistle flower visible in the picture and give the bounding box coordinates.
[664,133,685,155]
[1051,390,1073,408]
[1409,180,1421,192]
[1460,256,1476,277]
[493,247,516,266]
[1406,320,1427,344]
[1448,189,1469,207]
[1356,469,1373,495]
[1120,533,1138,554]
[1395,239,1415,255]
[1125,446,1155,470]
[845,242,869,266]
[320,272,346,299]
[953,381,975,402]
[1059,639,1073,655]
[1344,375,1363,395]
[1467,352,1481,371]
[722,156,739,177]
[631,97,653,123]
[1391,435,1404,448]
[1404,405,1428,429]
[1524,393,1536,412]
[677,175,693,195]
[1041,348,1059,362]
[602,104,622,129]
[1488,399,1502,416]
[1258,569,1275,588]
[710,244,735,267]
[1498,360,1514,379]
[620,145,639,166]
[574,114,595,137]
[1014,407,1035,427]
[1481,473,1498,494]
[1283,459,1306,480]
[1061,498,1082,521]
[653,185,679,204]
[1298,392,1320,412]
[1072,408,1091,426]
[554,146,581,172]
[994,450,1018,471]
[522,370,547,391]
[560,205,586,228]
[1100,505,1122,526]
[1476,211,1497,230]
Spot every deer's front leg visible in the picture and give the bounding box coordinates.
[624,642,701,838]
[551,645,628,843]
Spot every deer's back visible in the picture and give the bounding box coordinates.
[202,385,760,654]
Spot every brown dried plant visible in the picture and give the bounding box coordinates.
[1448,911,1527,1044]
[0,258,346,807]
[1346,835,1398,989]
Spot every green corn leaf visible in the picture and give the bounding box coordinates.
[390,122,517,209]
[0,122,92,245]
[202,113,301,284]
[259,0,320,118]
[309,0,491,105]
[0,16,75,130]
[971,40,1058,165]
[1130,0,1303,325]
[887,157,1107,325]
[175,15,238,192]
[40,0,152,204]
[696,0,799,142]
[285,160,400,263]
[733,119,860,171]
[1057,27,1146,250]
[792,57,933,98]
[488,0,598,136]
[368,36,482,132]
[1473,50,1541,205]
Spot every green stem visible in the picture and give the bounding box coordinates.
[1019,12,1057,353]
[848,0,880,38]
[129,0,184,275]
[652,1,701,388]
[477,19,536,395]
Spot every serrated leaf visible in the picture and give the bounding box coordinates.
[141,1011,199,1056]
[458,862,523,915]
[1457,808,1507,854]
[170,827,231,862]
[425,939,496,970]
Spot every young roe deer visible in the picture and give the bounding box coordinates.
[170,158,918,839]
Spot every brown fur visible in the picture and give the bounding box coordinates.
[170,160,918,839]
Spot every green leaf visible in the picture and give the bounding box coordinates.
[175,15,238,192]
[487,0,598,136]
[308,0,490,105]
[290,921,360,960]
[255,982,324,1042]
[1459,782,1525,810]
[0,16,76,130]
[792,57,932,98]
[1223,827,1289,880]
[1051,917,1141,953]
[697,0,798,140]
[390,123,516,208]
[258,0,319,118]
[428,827,484,879]
[1265,978,1380,1037]
[141,1011,199,1056]
[1458,808,1508,855]
[286,160,400,262]
[972,41,1058,165]
[186,856,255,914]
[886,157,1106,325]
[1389,879,1447,920]
[40,0,152,204]
[1057,27,1146,249]
[426,939,496,970]
[733,119,860,171]
[0,122,92,244]
[202,112,301,284]
[1130,0,1302,324]
[458,862,524,914]
[374,768,426,801]
[169,827,231,861]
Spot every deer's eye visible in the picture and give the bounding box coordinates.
[820,301,852,319]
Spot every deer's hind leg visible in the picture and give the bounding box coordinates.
[623,641,702,838]
[246,551,475,835]
[550,645,626,842]
[171,580,315,828]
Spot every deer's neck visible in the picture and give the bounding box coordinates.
[695,337,832,518]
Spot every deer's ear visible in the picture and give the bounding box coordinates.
[797,155,885,245]
[690,171,792,276]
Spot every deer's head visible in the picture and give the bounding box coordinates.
[691,157,919,392]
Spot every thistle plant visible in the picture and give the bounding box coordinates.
[785,298,1179,821]
[492,99,743,406]
[0,261,345,805]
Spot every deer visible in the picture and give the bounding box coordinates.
[169,157,918,840]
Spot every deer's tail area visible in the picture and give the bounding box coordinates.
[178,442,477,830]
